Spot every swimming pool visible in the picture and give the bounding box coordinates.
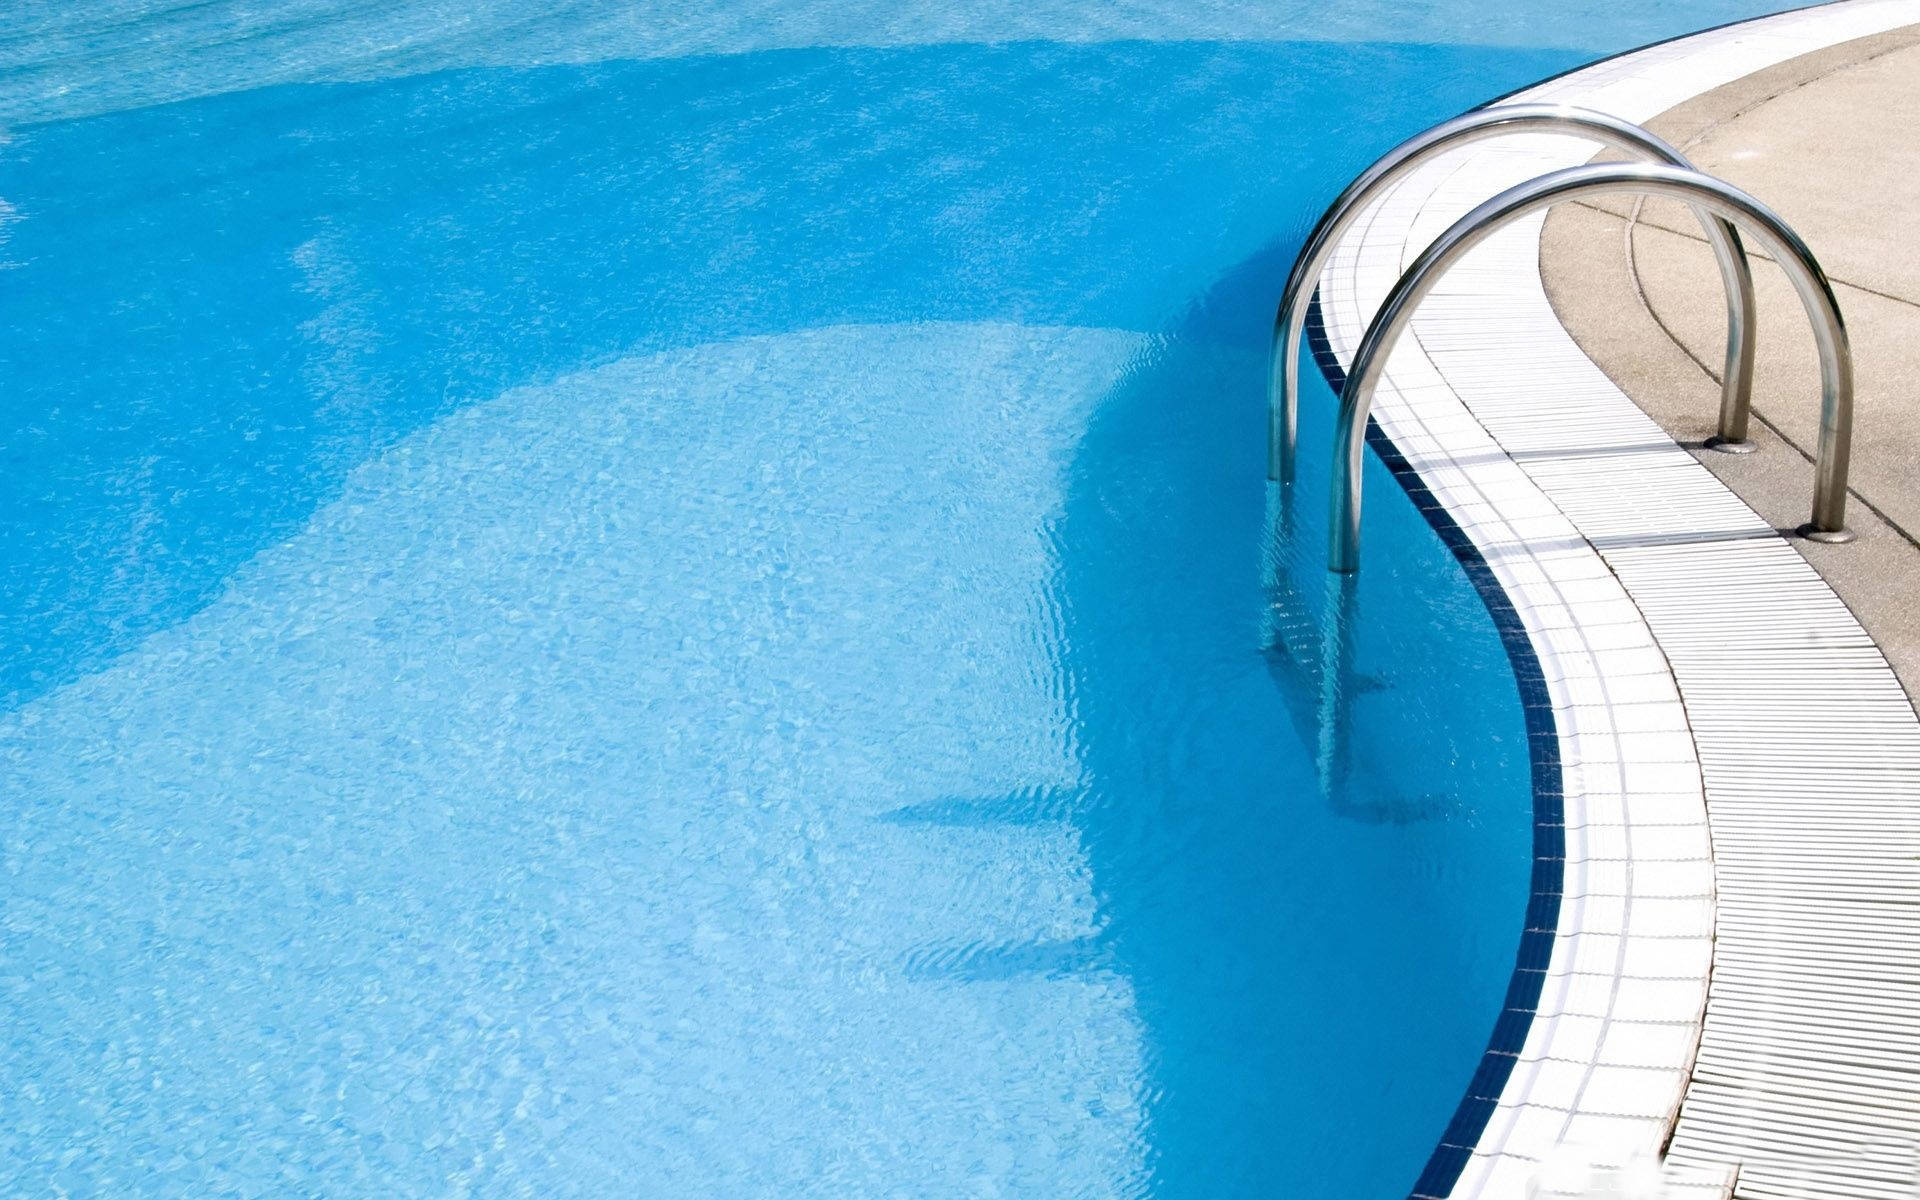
[0,4,1792,1197]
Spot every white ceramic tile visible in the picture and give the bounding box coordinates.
[1578,1065,1684,1120]
[1619,938,1712,981]
[1501,1104,1575,1157]
[1597,1021,1701,1070]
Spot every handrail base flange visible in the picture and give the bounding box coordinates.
[1798,523,1856,544]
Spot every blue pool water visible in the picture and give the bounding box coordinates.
[2,5,1785,1197]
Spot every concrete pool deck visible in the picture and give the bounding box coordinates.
[1298,2,1920,1195]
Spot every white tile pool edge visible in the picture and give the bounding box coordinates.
[1307,2,1920,1196]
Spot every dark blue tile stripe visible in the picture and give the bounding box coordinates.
[1304,294,1565,1200]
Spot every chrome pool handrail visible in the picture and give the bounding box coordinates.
[1328,161,1853,573]
[1269,103,1759,484]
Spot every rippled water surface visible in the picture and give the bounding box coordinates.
[3,4,1785,1197]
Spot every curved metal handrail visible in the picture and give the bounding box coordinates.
[1329,162,1854,573]
[1269,103,1758,484]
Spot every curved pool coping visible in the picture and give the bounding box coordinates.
[1303,2,1920,1196]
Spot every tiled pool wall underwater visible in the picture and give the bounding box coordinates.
[1307,308,1567,1198]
